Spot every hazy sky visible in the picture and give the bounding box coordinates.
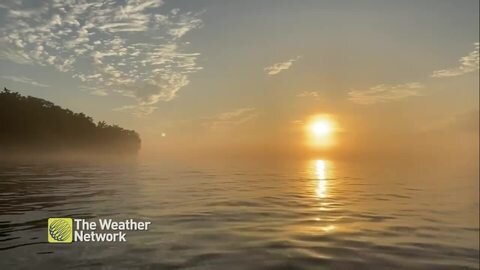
[0,0,478,159]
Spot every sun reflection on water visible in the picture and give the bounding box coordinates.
[315,160,328,198]
[300,159,339,234]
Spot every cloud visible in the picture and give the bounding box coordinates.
[1,49,33,64]
[348,82,425,105]
[297,91,319,98]
[432,42,479,78]
[206,108,258,129]
[79,85,108,96]
[0,0,203,115]
[1,75,50,87]
[264,56,301,75]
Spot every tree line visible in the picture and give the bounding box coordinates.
[0,88,141,156]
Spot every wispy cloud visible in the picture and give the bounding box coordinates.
[0,0,203,115]
[348,82,425,105]
[1,75,50,87]
[264,56,301,76]
[79,85,108,96]
[432,42,479,78]
[206,108,257,129]
[112,104,157,116]
[297,91,319,98]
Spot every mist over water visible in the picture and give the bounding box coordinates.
[0,157,478,269]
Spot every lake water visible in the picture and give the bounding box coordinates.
[0,158,478,269]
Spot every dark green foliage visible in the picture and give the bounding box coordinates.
[0,87,141,155]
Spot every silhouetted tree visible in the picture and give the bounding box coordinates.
[0,87,141,155]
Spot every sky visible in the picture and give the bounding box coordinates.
[0,0,478,160]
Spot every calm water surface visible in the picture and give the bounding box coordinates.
[0,158,478,269]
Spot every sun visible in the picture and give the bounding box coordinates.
[305,115,338,149]
[311,120,332,136]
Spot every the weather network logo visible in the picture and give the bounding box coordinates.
[48,218,73,243]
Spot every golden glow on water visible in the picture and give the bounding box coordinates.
[322,225,336,232]
[306,159,339,234]
[314,159,330,199]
